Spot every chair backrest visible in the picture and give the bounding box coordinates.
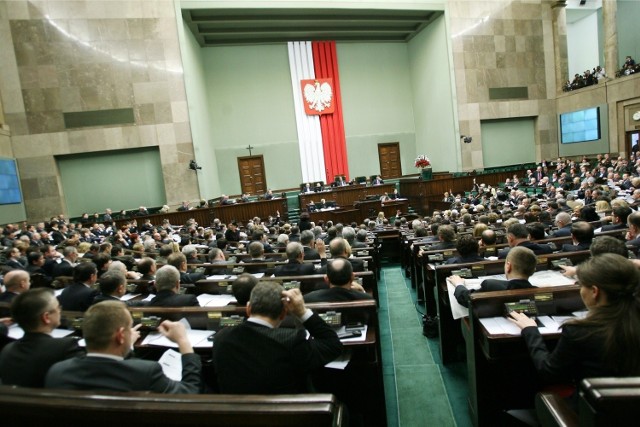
[0,386,345,427]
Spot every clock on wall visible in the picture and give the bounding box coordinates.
[633,111,640,121]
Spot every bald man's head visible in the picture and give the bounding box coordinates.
[4,270,31,293]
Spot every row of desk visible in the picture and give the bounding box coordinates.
[308,199,408,224]
[299,183,395,208]
[112,198,288,228]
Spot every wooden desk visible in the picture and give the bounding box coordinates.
[113,198,288,229]
[355,199,409,222]
[213,198,288,224]
[465,285,585,427]
[299,184,395,209]
[131,300,385,427]
[0,386,345,427]
[309,208,361,225]
[432,251,590,365]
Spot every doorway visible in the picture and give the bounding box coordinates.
[378,142,402,179]
[237,155,266,196]
[627,131,640,157]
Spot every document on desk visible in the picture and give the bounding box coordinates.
[120,293,140,302]
[207,274,237,280]
[479,316,561,336]
[7,324,75,340]
[142,329,214,348]
[325,349,352,370]
[446,278,483,320]
[158,349,183,381]
[196,293,237,307]
[142,294,155,302]
[527,270,576,287]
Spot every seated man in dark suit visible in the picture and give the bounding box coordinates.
[274,242,318,276]
[600,206,631,232]
[52,246,78,278]
[148,265,199,307]
[92,270,147,307]
[167,252,205,285]
[561,221,594,252]
[319,237,363,273]
[352,229,369,249]
[212,282,342,393]
[57,262,99,312]
[451,246,537,308]
[626,211,640,248]
[300,230,321,261]
[0,288,84,387]
[445,234,485,264]
[498,223,553,259]
[550,212,572,237]
[0,270,31,315]
[241,242,274,275]
[304,258,372,303]
[45,300,201,393]
[422,225,457,252]
[231,273,258,306]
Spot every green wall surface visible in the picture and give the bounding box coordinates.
[56,148,166,217]
[201,44,300,194]
[617,0,640,66]
[179,13,221,198]
[338,42,416,178]
[408,14,458,174]
[481,118,536,167]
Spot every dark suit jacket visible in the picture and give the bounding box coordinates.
[45,353,201,394]
[551,225,572,237]
[600,223,625,232]
[0,291,18,317]
[445,254,485,265]
[52,259,74,278]
[0,332,84,387]
[274,261,317,276]
[498,241,553,259]
[561,241,591,252]
[317,256,364,274]
[58,283,99,312]
[304,287,373,303]
[5,259,25,270]
[212,313,342,394]
[148,290,199,307]
[521,323,612,383]
[454,278,534,308]
[241,259,275,276]
[303,246,321,261]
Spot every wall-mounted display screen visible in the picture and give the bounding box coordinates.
[560,107,601,144]
[0,159,22,205]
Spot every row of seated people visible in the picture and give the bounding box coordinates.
[0,236,375,312]
[400,216,640,423]
[0,256,378,424]
[299,175,385,193]
[562,65,604,92]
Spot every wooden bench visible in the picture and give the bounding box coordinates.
[431,251,591,364]
[465,285,585,426]
[0,386,344,427]
[536,377,640,427]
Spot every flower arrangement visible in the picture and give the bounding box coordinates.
[414,155,431,169]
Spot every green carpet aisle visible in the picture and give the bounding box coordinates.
[379,265,466,426]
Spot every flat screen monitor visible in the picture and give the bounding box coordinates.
[0,159,22,205]
[559,107,601,144]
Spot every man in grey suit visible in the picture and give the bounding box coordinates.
[45,300,201,393]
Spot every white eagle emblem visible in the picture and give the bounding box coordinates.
[303,81,333,113]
